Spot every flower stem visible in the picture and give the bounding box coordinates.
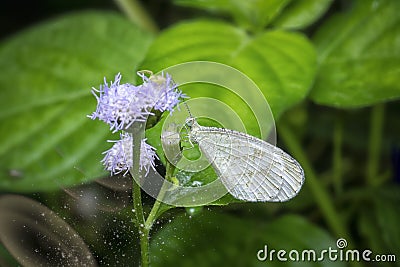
[145,160,175,229]
[333,114,343,195]
[366,103,385,186]
[113,0,158,33]
[129,122,149,267]
[129,123,176,266]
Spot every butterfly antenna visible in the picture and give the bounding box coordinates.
[184,102,193,118]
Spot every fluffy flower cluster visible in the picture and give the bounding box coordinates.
[89,72,184,133]
[89,71,184,175]
[101,133,158,176]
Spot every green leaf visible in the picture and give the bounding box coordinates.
[0,11,153,192]
[174,0,292,30]
[172,165,240,206]
[150,212,345,267]
[272,0,333,29]
[375,189,400,254]
[359,186,400,258]
[173,0,232,12]
[311,0,400,107]
[141,20,316,119]
[229,0,293,31]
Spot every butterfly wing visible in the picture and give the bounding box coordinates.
[193,127,304,202]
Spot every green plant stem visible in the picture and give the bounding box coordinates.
[130,125,175,266]
[333,114,343,195]
[366,103,385,186]
[114,0,158,33]
[145,160,175,230]
[129,122,149,267]
[278,122,347,238]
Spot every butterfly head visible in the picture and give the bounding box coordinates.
[185,117,196,128]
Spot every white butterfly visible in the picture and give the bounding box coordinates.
[184,117,304,202]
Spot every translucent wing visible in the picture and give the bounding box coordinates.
[191,124,304,202]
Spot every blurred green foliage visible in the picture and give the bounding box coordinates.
[151,212,345,267]
[0,12,153,191]
[0,0,399,266]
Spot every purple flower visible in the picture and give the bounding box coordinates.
[138,71,185,113]
[101,133,158,176]
[89,71,185,176]
[89,72,185,132]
